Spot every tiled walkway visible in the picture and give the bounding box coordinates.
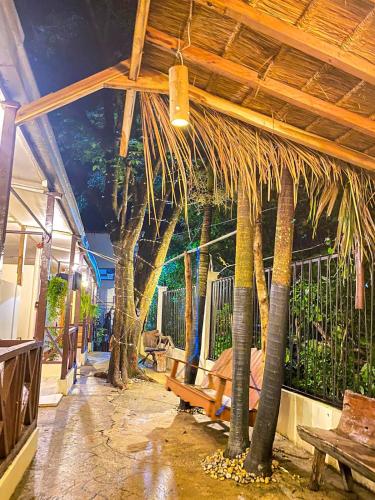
[14,353,373,499]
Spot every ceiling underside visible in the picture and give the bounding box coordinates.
[142,0,375,159]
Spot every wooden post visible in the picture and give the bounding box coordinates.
[0,101,20,262]
[61,235,77,379]
[17,226,27,286]
[355,243,365,310]
[309,448,326,491]
[184,252,193,363]
[339,462,354,492]
[34,193,56,341]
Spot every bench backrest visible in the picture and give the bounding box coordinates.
[337,390,375,449]
[204,348,263,410]
[143,330,161,349]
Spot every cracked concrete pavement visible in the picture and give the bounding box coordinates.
[13,353,374,499]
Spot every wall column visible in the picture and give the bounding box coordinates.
[34,193,56,341]
[0,101,19,266]
[201,271,218,364]
[156,285,167,332]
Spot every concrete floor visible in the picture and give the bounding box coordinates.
[13,353,373,499]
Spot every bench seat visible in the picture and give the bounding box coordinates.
[297,390,375,492]
[298,425,375,483]
[166,347,262,425]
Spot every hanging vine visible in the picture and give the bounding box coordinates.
[47,276,68,324]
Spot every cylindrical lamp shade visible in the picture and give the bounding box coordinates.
[169,64,190,127]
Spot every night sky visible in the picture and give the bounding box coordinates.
[15,0,137,231]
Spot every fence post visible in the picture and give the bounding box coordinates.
[200,271,219,366]
[156,286,167,332]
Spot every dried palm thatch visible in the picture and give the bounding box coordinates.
[140,92,375,259]
[144,0,375,158]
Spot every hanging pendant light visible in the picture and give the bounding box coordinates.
[169,64,190,127]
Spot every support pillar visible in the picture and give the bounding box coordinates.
[156,285,167,332]
[61,235,77,380]
[34,193,56,341]
[0,101,20,264]
[201,271,218,364]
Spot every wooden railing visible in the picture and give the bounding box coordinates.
[0,339,43,477]
[43,326,63,363]
[81,321,90,354]
[61,326,78,380]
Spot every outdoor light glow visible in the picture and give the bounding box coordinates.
[171,117,189,127]
[169,64,190,127]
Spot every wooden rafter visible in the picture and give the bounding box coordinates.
[194,0,375,86]
[119,0,151,157]
[16,60,130,125]
[14,63,375,172]
[146,27,375,139]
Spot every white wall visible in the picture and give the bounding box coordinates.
[0,264,38,340]
[0,279,19,339]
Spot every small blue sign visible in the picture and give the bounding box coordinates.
[99,268,115,281]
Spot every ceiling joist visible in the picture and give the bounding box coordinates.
[119,0,151,157]
[194,0,375,86]
[146,27,375,139]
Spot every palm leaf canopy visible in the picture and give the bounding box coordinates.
[140,92,375,259]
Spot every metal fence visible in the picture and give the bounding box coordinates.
[162,286,196,349]
[162,288,186,349]
[209,254,374,406]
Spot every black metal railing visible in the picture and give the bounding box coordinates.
[162,286,197,349]
[162,288,186,349]
[208,254,374,406]
[209,277,233,360]
[286,254,374,405]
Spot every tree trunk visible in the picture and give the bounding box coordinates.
[254,216,269,357]
[185,204,213,384]
[245,168,295,476]
[128,204,182,376]
[225,177,255,458]
[108,250,128,388]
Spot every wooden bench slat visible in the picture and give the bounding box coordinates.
[298,425,375,483]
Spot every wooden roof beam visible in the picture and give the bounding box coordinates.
[194,0,375,86]
[16,59,130,125]
[107,71,375,173]
[119,0,151,157]
[146,27,375,139]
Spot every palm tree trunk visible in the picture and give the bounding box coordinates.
[245,168,295,476]
[225,177,255,458]
[254,216,269,356]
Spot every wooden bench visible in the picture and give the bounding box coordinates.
[141,330,174,372]
[166,347,263,425]
[297,390,375,492]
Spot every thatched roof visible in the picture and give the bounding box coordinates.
[142,0,375,160]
